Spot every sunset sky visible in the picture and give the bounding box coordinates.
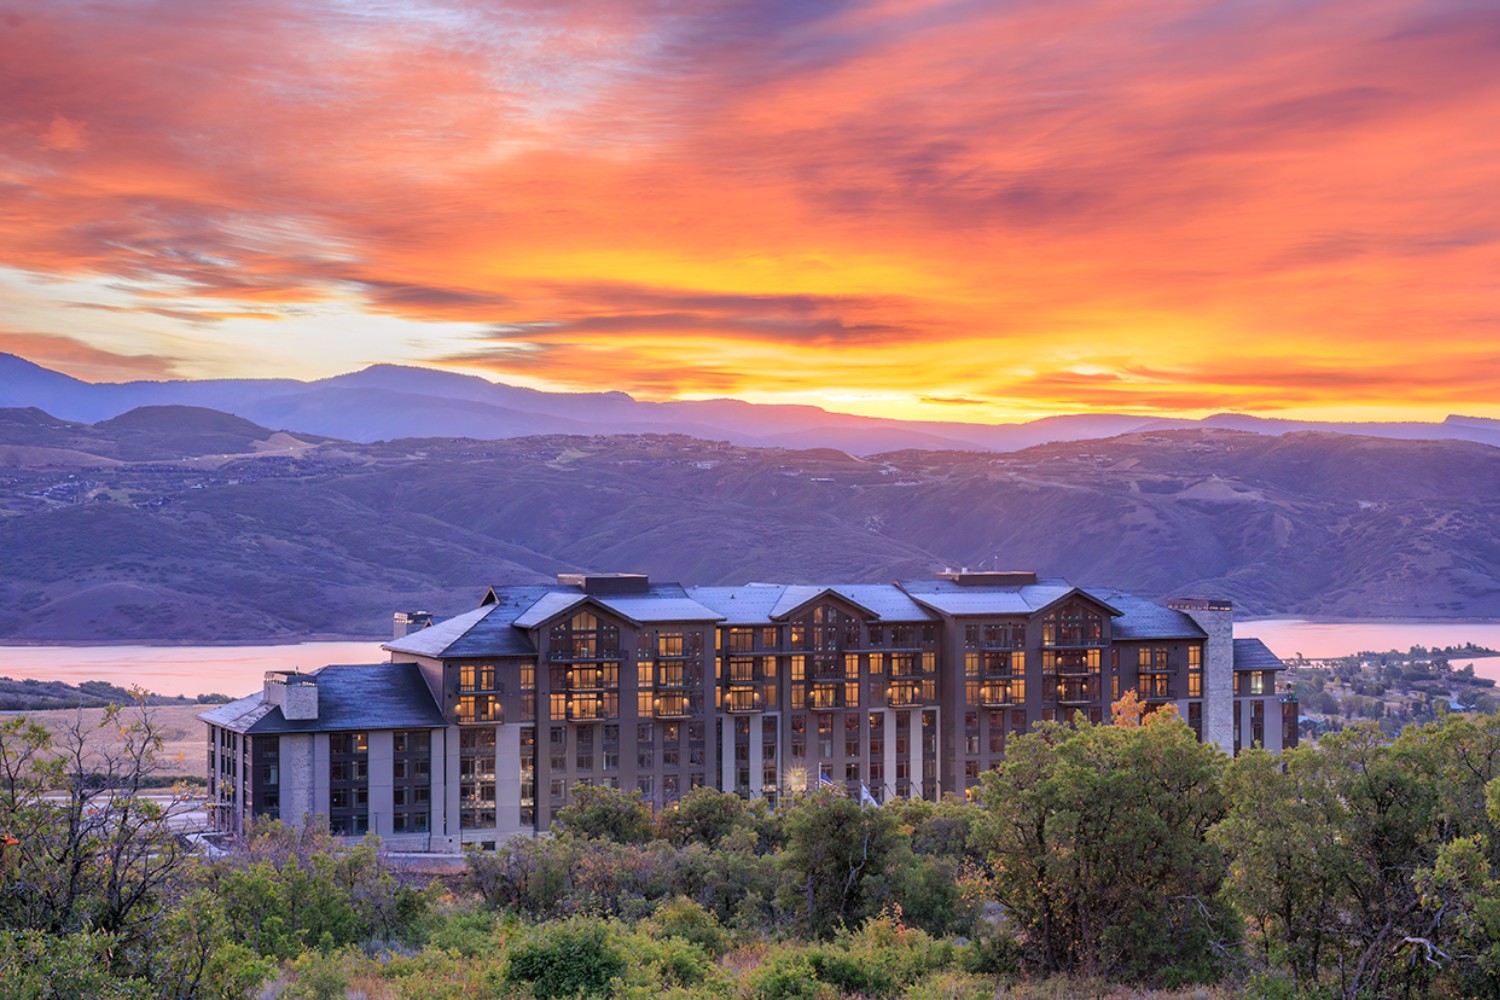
[3,0,1498,423]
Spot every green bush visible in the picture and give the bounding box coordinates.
[648,896,730,956]
[504,918,626,998]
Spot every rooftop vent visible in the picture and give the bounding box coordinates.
[937,570,1039,587]
[1167,597,1234,612]
[556,572,651,595]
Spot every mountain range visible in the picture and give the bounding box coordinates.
[1,402,1497,640]
[5,352,1500,455]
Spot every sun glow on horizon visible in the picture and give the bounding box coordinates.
[3,0,1499,423]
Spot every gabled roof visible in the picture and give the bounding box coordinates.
[686,585,787,625]
[383,596,541,659]
[512,591,589,629]
[1234,637,1287,672]
[769,585,879,620]
[198,663,446,735]
[510,584,723,629]
[1088,588,1207,640]
[593,584,723,624]
[897,578,1116,618]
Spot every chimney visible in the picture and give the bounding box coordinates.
[393,610,432,640]
[264,670,318,721]
[1168,598,1234,753]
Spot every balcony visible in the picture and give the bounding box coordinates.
[889,657,931,680]
[807,685,846,711]
[548,647,625,663]
[1054,681,1098,705]
[1140,683,1175,701]
[724,688,764,714]
[887,684,932,708]
[566,668,618,692]
[652,695,692,719]
[979,685,1021,708]
[456,695,502,725]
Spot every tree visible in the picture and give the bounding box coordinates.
[1215,716,1500,998]
[778,790,900,938]
[553,785,656,844]
[971,711,1231,982]
[0,705,195,947]
[658,786,757,848]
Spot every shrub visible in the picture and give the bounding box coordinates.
[648,896,730,957]
[504,918,625,998]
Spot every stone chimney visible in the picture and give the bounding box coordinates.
[392,610,432,640]
[264,670,318,721]
[1168,598,1234,753]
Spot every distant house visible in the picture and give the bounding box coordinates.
[202,570,1296,851]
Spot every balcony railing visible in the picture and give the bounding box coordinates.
[979,685,1021,707]
[652,695,692,719]
[724,688,763,714]
[807,685,846,711]
[548,648,625,663]
[887,684,932,708]
[1140,682,1174,701]
[566,668,618,691]
[1054,681,1098,705]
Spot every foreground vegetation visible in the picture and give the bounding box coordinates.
[6,698,1500,997]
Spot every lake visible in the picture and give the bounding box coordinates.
[3,619,1500,698]
[0,641,386,698]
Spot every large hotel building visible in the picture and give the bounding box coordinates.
[202,571,1297,851]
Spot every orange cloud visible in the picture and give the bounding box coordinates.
[0,332,179,381]
[0,0,1498,421]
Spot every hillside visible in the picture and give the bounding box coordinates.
[1,408,1499,640]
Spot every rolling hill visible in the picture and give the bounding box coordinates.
[1,406,1497,640]
[7,351,1500,454]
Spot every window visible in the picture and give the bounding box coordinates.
[329,731,369,836]
[460,727,497,830]
[1042,604,1104,647]
[392,729,431,836]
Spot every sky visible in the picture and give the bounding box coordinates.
[2,0,1498,424]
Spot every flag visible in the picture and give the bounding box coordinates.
[818,769,836,791]
[860,783,878,808]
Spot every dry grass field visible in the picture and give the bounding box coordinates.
[10,702,224,781]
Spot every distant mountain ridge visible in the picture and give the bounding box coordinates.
[1,407,1498,639]
[5,352,1499,454]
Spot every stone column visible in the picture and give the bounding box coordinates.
[1169,600,1235,754]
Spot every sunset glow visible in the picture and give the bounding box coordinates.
[3,0,1499,421]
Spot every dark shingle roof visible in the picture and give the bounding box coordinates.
[198,663,446,734]
[687,585,787,625]
[1089,588,1208,640]
[898,578,1118,617]
[383,586,549,659]
[1234,638,1287,672]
